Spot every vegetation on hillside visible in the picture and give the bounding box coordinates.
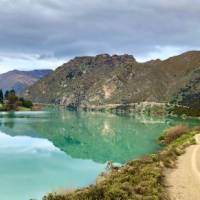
[169,105,200,117]
[0,89,33,111]
[23,52,200,118]
[169,67,200,117]
[43,124,199,200]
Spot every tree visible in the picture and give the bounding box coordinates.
[0,89,33,111]
[0,89,3,103]
[22,100,33,108]
[10,89,16,96]
[5,89,18,111]
[18,97,33,108]
[4,90,9,100]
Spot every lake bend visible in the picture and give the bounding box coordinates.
[0,110,199,200]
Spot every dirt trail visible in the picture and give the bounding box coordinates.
[166,134,200,200]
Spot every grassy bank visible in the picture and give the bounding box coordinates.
[43,124,199,200]
[0,103,43,112]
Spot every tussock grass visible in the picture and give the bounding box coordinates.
[159,124,189,145]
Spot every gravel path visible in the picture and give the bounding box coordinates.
[165,134,200,200]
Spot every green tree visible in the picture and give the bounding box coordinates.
[23,100,33,108]
[10,89,16,96]
[4,90,9,100]
[0,89,3,103]
[1,90,33,111]
[5,89,18,111]
[18,97,33,108]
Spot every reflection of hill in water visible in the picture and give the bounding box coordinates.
[0,111,199,163]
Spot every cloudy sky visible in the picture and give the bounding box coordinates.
[0,0,200,73]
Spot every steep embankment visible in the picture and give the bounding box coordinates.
[166,134,200,200]
[23,51,200,110]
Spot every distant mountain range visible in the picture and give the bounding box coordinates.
[0,69,53,94]
[22,51,200,111]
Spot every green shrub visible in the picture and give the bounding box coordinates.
[19,97,33,108]
[22,100,33,108]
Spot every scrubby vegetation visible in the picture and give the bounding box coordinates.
[43,125,199,200]
[170,105,200,117]
[0,89,33,111]
[158,124,189,145]
[44,156,167,200]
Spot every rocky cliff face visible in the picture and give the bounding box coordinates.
[23,51,200,109]
[0,69,53,94]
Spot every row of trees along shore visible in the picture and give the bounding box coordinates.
[0,89,33,111]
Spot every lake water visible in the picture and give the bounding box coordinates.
[0,109,199,200]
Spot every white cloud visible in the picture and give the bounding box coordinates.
[0,53,66,73]
[0,0,200,72]
[136,46,189,62]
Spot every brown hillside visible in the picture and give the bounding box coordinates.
[23,51,200,109]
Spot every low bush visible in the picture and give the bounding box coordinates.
[159,125,189,144]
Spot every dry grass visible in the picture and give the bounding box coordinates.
[159,125,189,144]
[192,125,200,132]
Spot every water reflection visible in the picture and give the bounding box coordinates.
[0,110,199,163]
[0,110,199,200]
[0,131,105,200]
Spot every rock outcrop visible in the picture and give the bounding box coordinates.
[23,51,200,110]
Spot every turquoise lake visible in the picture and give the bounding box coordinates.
[0,110,199,200]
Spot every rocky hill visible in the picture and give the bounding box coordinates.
[22,51,200,110]
[0,69,52,94]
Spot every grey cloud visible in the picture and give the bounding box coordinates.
[0,0,200,63]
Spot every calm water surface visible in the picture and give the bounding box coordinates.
[0,110,199,200]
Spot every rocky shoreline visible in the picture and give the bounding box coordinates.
[79,102,167,115]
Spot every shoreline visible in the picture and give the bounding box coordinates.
[31,101,200,120]
[43,125,200,200]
